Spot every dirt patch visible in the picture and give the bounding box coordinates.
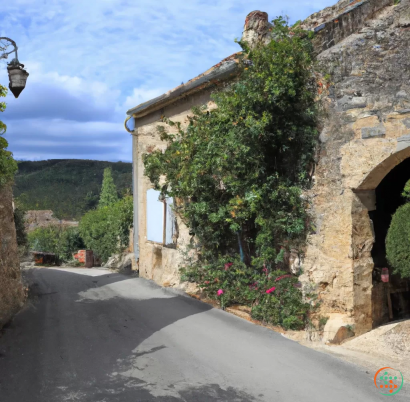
[283,319,410,380]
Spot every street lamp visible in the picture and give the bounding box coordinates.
[0,37,29,98]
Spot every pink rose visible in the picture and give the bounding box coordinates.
[217,289,224,296]
[224,262,233,271]
[275,275,292,282]
[266,287,276,294]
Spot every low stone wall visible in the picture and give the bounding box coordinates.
[0,185,25,328]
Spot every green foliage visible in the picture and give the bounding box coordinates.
[14,159,132,219]
[99,167,119,208]
[0,84,18,187]
[318,315,329,330]
[79,195,133,262]
[181,256,311,329]
[401,179,410,201]
[144,17,318,329]
[14,198,28,248]
[386,203,410,278]
[59,227,86,260]
[28,225,85,262]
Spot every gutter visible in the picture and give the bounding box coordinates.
[131,133,140,262]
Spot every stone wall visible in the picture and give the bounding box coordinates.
[301,0,393,52]
[134,90,215,289]
[301,0,410,336]
[0,185,25,328]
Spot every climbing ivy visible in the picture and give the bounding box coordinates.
[0,84,18,187]
[143,17,319,328]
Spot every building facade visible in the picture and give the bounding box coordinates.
[125,0,410,338]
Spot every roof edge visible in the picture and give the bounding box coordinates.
[126,52,241,118]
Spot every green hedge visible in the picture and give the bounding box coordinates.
[79,195,133,262]
[28,226,85,262]
[386,203,410,278]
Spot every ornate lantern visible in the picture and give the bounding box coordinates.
[381,267,389,283]
[1,37,29,98]
[7,62,29,98]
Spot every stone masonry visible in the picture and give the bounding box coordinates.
[126,0,410,338]
[300,0,410,337]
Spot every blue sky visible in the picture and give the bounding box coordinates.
[0,0,335,162]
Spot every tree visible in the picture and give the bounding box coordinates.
[27,225,85,262]
[98,167,118,208]
[14,197,28,249]
[143,17,318,267]
[142,18,318,329]
[79,196,133,262]
[0,83,18,186]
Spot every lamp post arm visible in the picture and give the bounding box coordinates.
[0,37,19,64]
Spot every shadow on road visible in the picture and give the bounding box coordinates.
[0,268,256,401]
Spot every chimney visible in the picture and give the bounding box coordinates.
[241,11,272,48]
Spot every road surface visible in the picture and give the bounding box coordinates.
[0,267,407,401]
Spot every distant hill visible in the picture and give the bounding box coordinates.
[14,159,132,220]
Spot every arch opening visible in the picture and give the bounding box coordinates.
[369,158,410,327]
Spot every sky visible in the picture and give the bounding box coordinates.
[0,0,336,162]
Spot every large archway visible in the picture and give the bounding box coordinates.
[353,148,410,332]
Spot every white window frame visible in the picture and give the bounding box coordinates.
[146,189,176,246]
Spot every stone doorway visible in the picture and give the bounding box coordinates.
[354,150,410,332]
[370,158,410,327]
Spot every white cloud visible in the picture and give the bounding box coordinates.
[0,0,337,161]
[122,87,169,112]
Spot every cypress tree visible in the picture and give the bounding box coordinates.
[99,167,118,208]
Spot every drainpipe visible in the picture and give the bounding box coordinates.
[124,116,139,262]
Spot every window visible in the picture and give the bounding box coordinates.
[146,189,176,245]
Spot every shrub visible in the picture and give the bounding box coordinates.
[181,256,312,330]
[28,225,85,262]
[14,199,28,249]
[144,17,318,329]
[386,203,410,278]
[0,84,18,187]
[79,195,133,262]
[59,227,86,261]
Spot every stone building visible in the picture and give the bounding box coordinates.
[24,210,78,233]
[125,0,410,338]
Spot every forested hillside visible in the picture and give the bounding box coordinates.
[14,160,132,219]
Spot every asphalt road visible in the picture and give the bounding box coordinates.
[0,267,407,402]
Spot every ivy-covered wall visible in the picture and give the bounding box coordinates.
[133,90,215,289]
[129,0,410,338]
